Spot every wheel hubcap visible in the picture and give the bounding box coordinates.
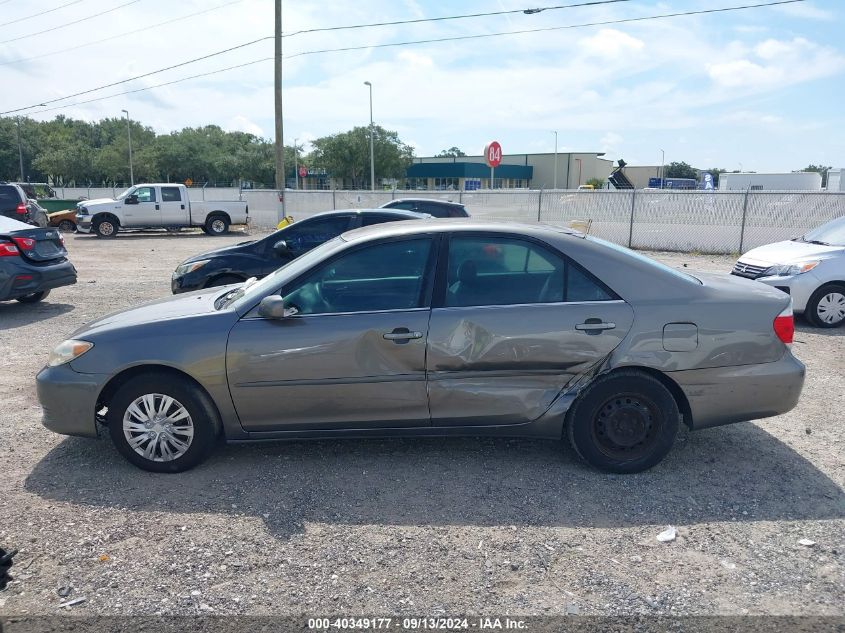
[817,292,845,325]
[123,393,194,462]
[100,222,113,235]
[212,220,224,232]
[592,394,661,460]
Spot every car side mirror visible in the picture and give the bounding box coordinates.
[125,195,138,205]
[273,239,292,256]
[257,295,298,319]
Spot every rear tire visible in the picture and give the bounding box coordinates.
[566,370,679,473]
[57,220,76,233]
[205,215,229,236]
[94,217,118,238]
[805,283,845,328]
[107,374,220,473]
[16,290,49,303]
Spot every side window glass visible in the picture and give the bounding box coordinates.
[136,187,156,203]
[283,216,350,253]
[161,187,181,202]
[284,239,432,315]
[566,264,614,302]
[361,213,405,227]
[446,237,565,307]
[388,201,416,211]
[420,203,449,218]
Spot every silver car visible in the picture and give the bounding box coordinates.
[732,216,845,327]
[37,220,805,474]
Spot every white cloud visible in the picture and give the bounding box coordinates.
[773,2,834,20]
[578,29,645,58]
[228,115,264,137]
[600,132,623,153]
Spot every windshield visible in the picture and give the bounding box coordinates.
[116,186,136,200]
[219,236,347,311]
[800,216,845,247]
[590,236,702,284]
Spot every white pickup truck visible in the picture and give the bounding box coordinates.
[75,183,249,238]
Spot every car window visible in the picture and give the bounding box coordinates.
[360,213,410,227]
[135,187,156,203]
[0,186,23,212]
[161,187,182,202]
[385,201,416,211]
[281,216,351,253]
[283,238,433,315]
[419,202,453,218]
[445,236,614,307]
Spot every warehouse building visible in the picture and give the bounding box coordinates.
[405,152,614,190]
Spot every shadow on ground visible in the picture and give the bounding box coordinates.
[25,422,845,540]
[0,301,74,329]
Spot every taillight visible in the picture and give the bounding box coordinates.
[11,237,35,251]
[15,203,27,215]
[0,242,20,257]
[773,304,794,345]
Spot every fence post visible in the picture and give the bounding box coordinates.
[537,188,543,222]
[627,189,637,248]
[738,187,751,254]
[332,189,336,210]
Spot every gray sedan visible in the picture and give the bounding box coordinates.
[37,220,805,473]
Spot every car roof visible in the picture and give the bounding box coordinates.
[305,208,431,221]
[383,198,464,207]
[341,218,581,242]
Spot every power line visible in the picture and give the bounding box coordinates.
[286,0,808,59]
[282,0,634,37]
[0,0,244,67]
[0,0,141,45]
[3,0,807,116]
[1,36,273,114]
[0,0,86,28]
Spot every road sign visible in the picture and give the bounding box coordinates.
[184,178,193,187]
[298,166,307,178]
[484,141,502,168]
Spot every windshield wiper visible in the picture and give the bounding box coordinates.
[805,239,831,246]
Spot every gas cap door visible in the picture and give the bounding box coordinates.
[663,322,698,352]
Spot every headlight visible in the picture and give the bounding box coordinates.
[48,339,93,367]
[175,259,210,276]
[77,206,88,215]
[765,261,819,277]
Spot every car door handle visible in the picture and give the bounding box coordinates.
[575,320,616,331]
[181,204,185,210]
[155,204,160,210]
[383,329,423,341]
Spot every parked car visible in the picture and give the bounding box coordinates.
[0,216,77,303]
[75,184,249,238]
[1,183,34,224]
[14,182,80,214]
[380,198,469,217]
[37,219,804,474]
[47,209,78,233]
[171,208,429,294]
[732,216,845,327]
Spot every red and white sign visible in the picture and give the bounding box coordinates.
[298,166,307,178]
[484,141,503,168]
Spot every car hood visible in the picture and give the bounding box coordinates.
[182,240,257,264]
[72,287,234,336]
[80,198,116,208]
[740,240,844,265]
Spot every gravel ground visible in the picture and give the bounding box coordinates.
[0,229,842,617]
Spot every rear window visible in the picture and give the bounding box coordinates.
[590,237,702,284]
[0,186,23,212]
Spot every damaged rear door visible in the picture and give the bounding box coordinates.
[427,233,634,426]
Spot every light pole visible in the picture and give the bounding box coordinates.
[364,81,375,191]
[552,131,558,190]
[659,148,665,189]
[15,117,24,181]
[294,138,299,190]
[121,109,134,185]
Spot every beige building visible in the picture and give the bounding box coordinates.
[405,152,614,190]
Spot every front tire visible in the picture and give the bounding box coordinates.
[94,217,118,238]
[566,370,679,473]
[805,284,845,328]
[205,215,229,236]
[16,290,49,303]
[107,374,220,473]
[57,220,76,233]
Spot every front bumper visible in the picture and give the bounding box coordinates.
[754,272,820,313]
[0,259,77,301]
[668,353,805,430]
[170,270,206,294]
[76,214,92,233]
[36,363,108,438]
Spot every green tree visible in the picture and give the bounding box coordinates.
[585,177,605,189]
[310,125,413,189]
[664,161,698,180]
[436,146,466,157]
[800,164,832,187]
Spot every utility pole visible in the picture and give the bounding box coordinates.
[364,81,375,191]
[16,117,24,181]
[294,138,299,190]
[659,148,665,189]
[552,131,558,190]
[122,109,134,185]
[274,0,286,212]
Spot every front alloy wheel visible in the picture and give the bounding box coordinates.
[122,394,195,462]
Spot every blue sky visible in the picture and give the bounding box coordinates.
[2,0,844,171]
